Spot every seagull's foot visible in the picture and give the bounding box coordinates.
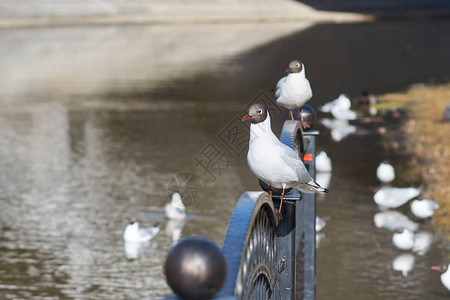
[289,110,294,120]
[300,119,310,129]
[276,210,283,220]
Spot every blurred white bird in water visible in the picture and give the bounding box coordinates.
[392,228,415,250]
[316,151,332,173]
[165,192,186,219]
[376,161,395,184]
[315,172,332,190]
[374,186,422,209]
[316,216,326,232]
[320,94,351,113]
[410,199,439,219]
[123,220,160,243]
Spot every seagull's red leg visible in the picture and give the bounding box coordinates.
[269,186,273,199]
[276,186,285,220]
[299,106,310,129]
[290,110,294,120]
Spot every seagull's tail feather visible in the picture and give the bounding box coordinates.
[309,181,329,193]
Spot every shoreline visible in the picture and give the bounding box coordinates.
[378,83,450,231]
[0,11,373,30]
[1,6,450,30]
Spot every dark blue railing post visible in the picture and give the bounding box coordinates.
[295,131,318,300]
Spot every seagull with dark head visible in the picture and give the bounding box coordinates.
[242,104,328,218]
[275,60,313,128]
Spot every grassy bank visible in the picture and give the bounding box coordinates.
[378,83,450,230]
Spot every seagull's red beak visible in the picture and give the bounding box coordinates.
[242,114,253,121]
[286,67,292,72]
[431,266,441,271]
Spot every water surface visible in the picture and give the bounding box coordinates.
[0,19,449,299]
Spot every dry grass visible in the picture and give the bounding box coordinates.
[379,83,450,230]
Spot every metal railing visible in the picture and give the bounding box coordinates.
[162,112,319,300]
[217,120,319,300]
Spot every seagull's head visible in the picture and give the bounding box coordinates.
[242,104,268,124]
[431,263,448,273]
[126,217,137,225]
[286,60,303,73]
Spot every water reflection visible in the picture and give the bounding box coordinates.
[1,18,450,299]
[321,118,357,142]
[392,253,415,277]
[165,219,186,245]
[374,210,418,232]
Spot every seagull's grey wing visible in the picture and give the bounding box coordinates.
[424,200,439,209]
[275,140,328,193]
[320,98,338,113]
[175,205,186,215]
[275,76,286,98]
[140,223,160,239]
[275,141,312,183]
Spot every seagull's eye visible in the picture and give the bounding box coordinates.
[257,109,262,114]
[296,63,300,67]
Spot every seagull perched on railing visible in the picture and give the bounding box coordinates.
[275,60,312,128]
[123,219,160,243]
[242,103,328,219]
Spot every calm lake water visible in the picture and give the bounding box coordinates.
[0,19,449,299]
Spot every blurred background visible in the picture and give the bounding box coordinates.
[0,1,449,299]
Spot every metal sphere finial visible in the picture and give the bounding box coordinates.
[292,104,317,129]
[164,236,227,300]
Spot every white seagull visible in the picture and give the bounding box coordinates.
[376,161,395,183]
[320,94,351,113]
[410,198,439,219]
[243,104,328,218]
[275,60,313,128]
[374,186,422,209]
[123,220,160,243]
[392,228,415,250]
[315,151,332,173]
[330,101,357,120]
[431,263,450,291]
[165,192,186,219]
